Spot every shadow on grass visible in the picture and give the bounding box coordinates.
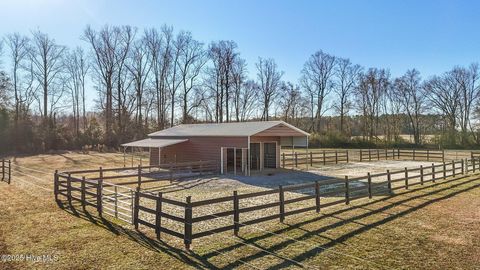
[57,201,219,270]
[202,174,480,269]
[59,174,480,270]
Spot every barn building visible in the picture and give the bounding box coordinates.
[122,121,309,176]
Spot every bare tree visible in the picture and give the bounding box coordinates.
[392,69,424,144]
[231,57,247,122]
[29,30,65,120]
[207,40,239,122]
[424,71,461,145]
[300,50,336,132]
[355,68,390,141]
[176,32,207,123]
[144,26,173,129]
[278,82,304,123]
[127,38,151,135]
[83,25,117,145]
[256,57,283,121]
[334,58,362,133]
[5,33,32,150]
[65,47,89,136]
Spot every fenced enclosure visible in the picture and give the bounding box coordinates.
[54,160,218,224]
[1,159,11,184]
[282,148,447,169]
[281,150,349,168]
[55,156,480,250]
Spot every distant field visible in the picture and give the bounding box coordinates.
[1,151,479,269]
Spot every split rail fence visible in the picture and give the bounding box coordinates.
[56,156,480,250]
[54,160,218,224]
[359,149,444,162]
[282,150,349,168]
[1,159,11,184]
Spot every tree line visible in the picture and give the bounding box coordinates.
[0,24,479,153]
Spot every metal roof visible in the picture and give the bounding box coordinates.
[121,138,188,148]
[148,121,309,137]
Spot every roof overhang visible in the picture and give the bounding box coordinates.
[121,138,188,148]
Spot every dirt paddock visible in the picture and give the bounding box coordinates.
[2,151,480,269]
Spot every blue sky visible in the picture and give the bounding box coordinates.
[1,0,479,86]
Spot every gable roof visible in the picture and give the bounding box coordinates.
[148,121,309,137]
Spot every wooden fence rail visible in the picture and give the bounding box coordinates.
[1,159,11,184]
[359,149,444,162]
[55,157,480,250]
[131,157,479,250]
[281,150,349,168]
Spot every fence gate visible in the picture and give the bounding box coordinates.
[101,184,134,224]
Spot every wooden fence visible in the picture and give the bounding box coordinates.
[359,149,444,162]
[54,160,217,224]
[471,151,480,160]
[55,157,480,250]
[1,159,11,184]
[281,150,349,168]
[131,157,479,250]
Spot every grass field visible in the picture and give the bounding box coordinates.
[1,151,479,269]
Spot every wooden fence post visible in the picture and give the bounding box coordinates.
[474,158,476,173]
[345,176,350,205]
[465,158,469,173]
[367,172,372,199]
[137,165,142,189]
[461,159,465,175]
[310,152,313,167]
[346,151,349,163]
[114,185,118,218]
[133,187,140,230]
[323,151,326,165]
[184,196,192,250]
[169,163,174,182]
[155,192,162,240]
[99,167,103,184]
[67,173,72,205]
[1,159,4,181]
[452,160,457,177]
[335,151,338,164]
[369,149,372,161]
[420,165,424,185]
[413,149,416,161]
[387,170,392,194]
[404,167,409,189]
[443,162,446,179]
[81,176,86,210]
[233,191,240,236]
[360,149,363,162]
[282,153,285,168]
[432,163,436,183]
[279,185,285,223]
[54,170,59,202]
[385,149,388,160]
[315,181,320,213]
[97,178,103,217]
[377,149,380,160]
[442,150,445,162]
[7,160,11,183]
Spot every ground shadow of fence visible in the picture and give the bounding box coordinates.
[58,173,480,269]
[57,201,221,269]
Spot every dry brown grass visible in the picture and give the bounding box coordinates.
[1,151,479,269]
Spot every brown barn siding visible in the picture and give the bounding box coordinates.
[253,124,306,137]
[157,136,248,165]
